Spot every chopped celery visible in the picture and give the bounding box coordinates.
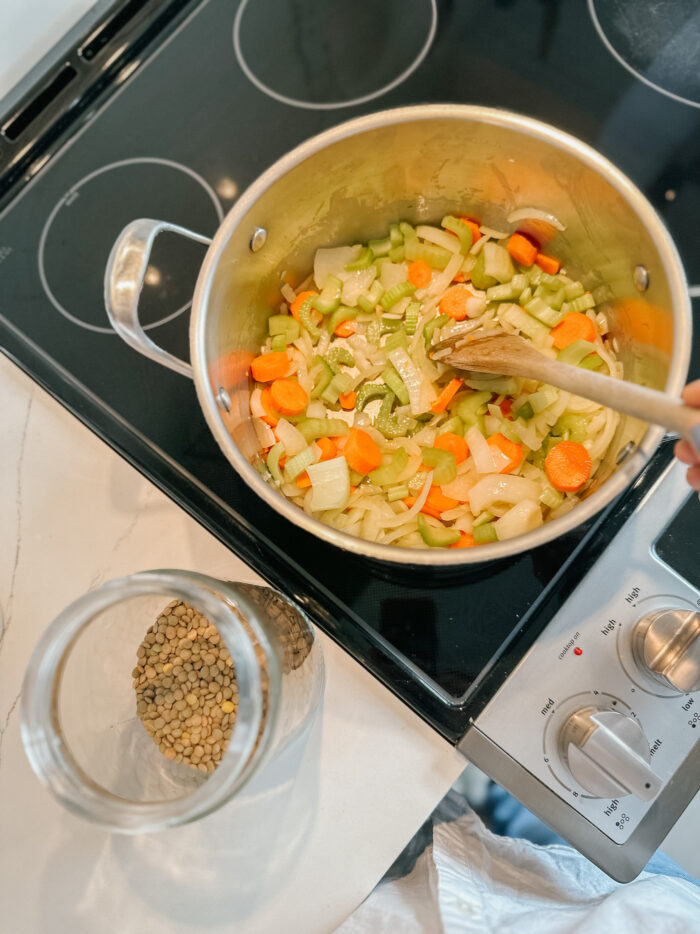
[368,236,391,257]
[404,238,452,269]
[321,372,353,405]
[528,266,543,286]
[423,314,449,346]
[418,514,461,548]
[283,446,316,482]
[540,485,564,510]
[456,390,491,428]
[298,296,321,340]
[355,382,391,411]
[357,280,384,313]
[486,274,528,302]
[349,469,364,485]
[376,391,417,438]
[387,484,410,502]
[557,339,597,366]
[579,352,604,370]
[270,334,287,352]
[382,363,410,405]
[519,286,533,305]
[437,415,465,437]
[369,448,409,486]
[529,387,558,413]
[380,317,402,334]
[554,414,589,443]
[514,401,534,421]
[564,281,585,301]
[266,442,285,483]
[473,510,494,528]
[524,297,563,327]
[473,521,498,544]
[345,246,374,271]
[482,242,515,283]
[538,272,560,289]
[312,275,342,314]
[469,251,498,290]
[310,358,333,397]
[564,293,596,314]
[268,314,300,342]
[421,447,457,485]
[383,327,407,351]
[388,245,405,263]
[389,223,403,246]
[500,303,551,342]
[500,420,522,443]
[380,281,416,310]
[327,305,357,334]
[325,346,355,372]
[366,319,381,345]
[399,222,416,239]
[548,287,566,311]
[298,418,350,441]
[404,302,420,335]
[441,215,473,253]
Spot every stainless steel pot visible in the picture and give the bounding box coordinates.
[104,105,691,566]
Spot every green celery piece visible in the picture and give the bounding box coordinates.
[380,281,416,310]
[298,418,349,442]
[349,469,364,485]
[389,223,403,246]
[525,297,563,327]
[417,514,461,548]
[399,222,416,239]
[540,485,564,510]
[368,236,391,257]
[529,387,557,413]
[564,282,585,301]
[387,484,410,502]
[567,293,595,314]
[482,242,515,283]
[441,215,473,253]
[404,237,452,269]
[321,372,353,405]
[470,251,498,290]
[268,314,300,342]
[328,305,357,334]
[369,448,409,486]
[357,280,384,313]
[266,442,285,483]
[345,247,374,271]
[283,446,316,482]
[421,447,457,485]
[514,401,534,421]
[456,390,491,427]
[437,415,465,437]
[473,521,498,544]
[270,334,287,352]
[355,382,392,411]
[472,510,494,528]
[380,317,402,334]
[325,346,355,373]
[382,363,410,405]
[388,245,405,263]
[538,272,560,289]
[366,319,382,345]
[376,391,416,438]
[554,414,589,443]
[404,302,420,336]
[519,286,533,305]
[579,352,604,370]
[557,340,597,366]
[310,358,333,398]
[423,314,449,346]
[312,275,342,314]
[298,296,321,341]
[383,327,407,351]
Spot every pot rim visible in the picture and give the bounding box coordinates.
[190,104,691,567]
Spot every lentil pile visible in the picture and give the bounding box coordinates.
[133,599,245,773]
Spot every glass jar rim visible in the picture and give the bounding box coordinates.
[21,570,273,831]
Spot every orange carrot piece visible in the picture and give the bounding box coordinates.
[434,432,469,464]
[439,284,474,321]
[487,433,523,474]
[408,259,432,288]
[500,398,514,420]
[450,532,476,549]
[250,351,289,382]
[545,440,592,492]
[290,290,317,321]
[457,216,482,246]
[535,252,561,275]
[344,428,383,475]
[431,378,462,414]
[339,390,357,410]
[316,437,337,461]
[507,232,538,266]
[261,386,280,426]
[296,472,312,489]
[270,378,308,415]
[334,320,357,338]
[550,311,596,350]
[404,487,460,519]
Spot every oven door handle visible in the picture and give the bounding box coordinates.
[104,218,211,378]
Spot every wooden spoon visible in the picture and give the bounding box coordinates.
[432,332,700,450]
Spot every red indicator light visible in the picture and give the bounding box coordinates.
[574,647,583,656]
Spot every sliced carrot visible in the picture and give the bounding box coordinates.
[334,320,357,338]
[507,232,538,267]
[290,290,317,321]
[450,532,476,549]
[550,311,596,350]
[431,378,463,414]
[500,398,514,420]
[457,216,482,246]
[408,259,432,288]
[250,351,289,382]
[439,284,474,321]
[316,437,337,461]
[535,252,561,275]
[403,487,460,519]
[434,432,469,464]
[278,454,287,469]
[344,428,382,475]
[452,271,466,283]
[339,390,357,410]
[487,433,523,474]
[261,386,280,426]
[270,378,308,415]
[296,472,312,489]
[545,440,592,492]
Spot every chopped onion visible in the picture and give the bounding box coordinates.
[314,246,361,289]
[253,417,276,448]
[281,283,297,304]
[307,456,350,511]
[380,261,409,290]
[341,267,376,306]
[479,225,509,240]
[466,296,487,318]
[388,347,427,416]
[469,475,541,515]
[306,400,327,419]
[425,252,463,297]
[469,234,488,255]
[415,225,462,254]
[466,425,497,475]
[380,472,434,529]
[506,207,565,231]
[250,387,265,418]
[495,500,544,541]
[275,418,307,456]
[440,472,474,502]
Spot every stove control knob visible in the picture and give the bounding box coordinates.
[558,706,661,800]
[632,608,700,694]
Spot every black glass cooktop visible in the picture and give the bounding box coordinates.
[1,0,698,741]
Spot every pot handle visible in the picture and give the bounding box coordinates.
[104,218,212,378]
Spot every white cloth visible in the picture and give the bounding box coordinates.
[337,797,700,934]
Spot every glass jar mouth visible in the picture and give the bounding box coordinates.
[21,571,272,832]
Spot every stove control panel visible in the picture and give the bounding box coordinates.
[474,460,700,844]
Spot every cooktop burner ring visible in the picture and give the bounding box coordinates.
[232,0,438,111]
[38,157,224,335]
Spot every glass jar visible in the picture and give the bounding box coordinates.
[21,570,324,832]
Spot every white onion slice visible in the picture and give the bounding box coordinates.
[314,246,360,289]
[469,475,541,515]
[307,456,350,511]
[478,225,509,240]
[440,473,474,503]
[380,472,434,529]
[495,500,544,540]
[275,418,307,456]
[281,283,297,304]
[506,207,566,231]
[253,417,276,449]
[466,425,497,475]
[250,387,265,418]
[416,225,462,255]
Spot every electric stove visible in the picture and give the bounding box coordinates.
[1,0,699,879]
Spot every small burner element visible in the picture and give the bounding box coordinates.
[233,0,437,111]
[38,157,224,335]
